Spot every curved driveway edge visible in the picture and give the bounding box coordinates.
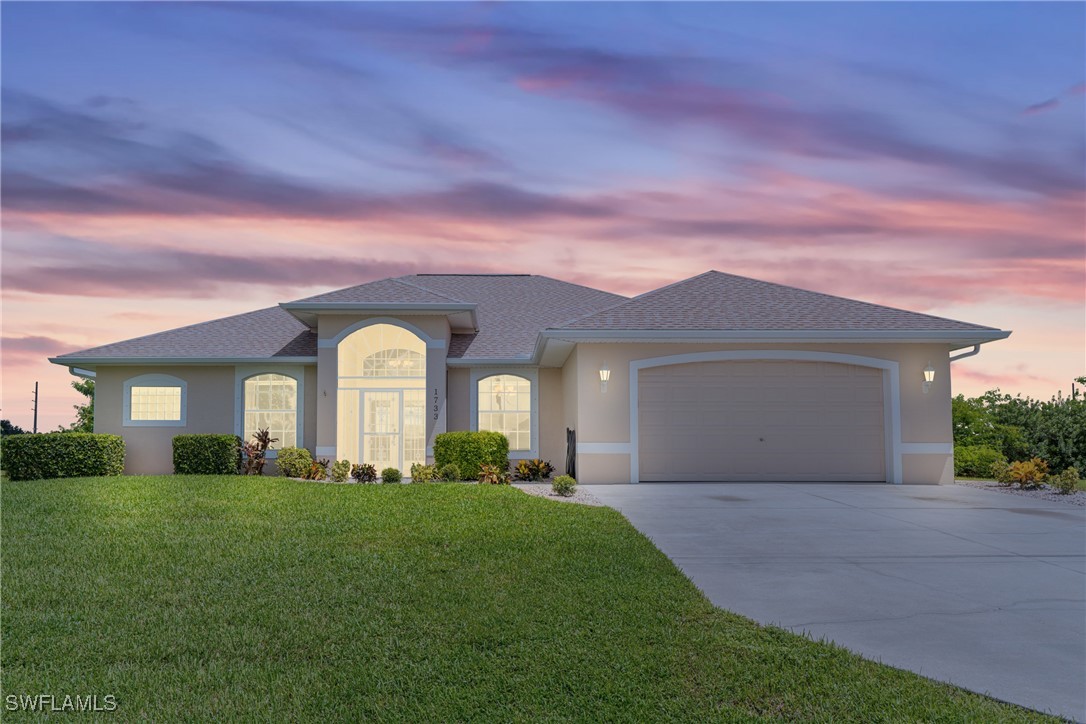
[590,483,1086,720]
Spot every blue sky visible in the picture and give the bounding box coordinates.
[2,2,1083,430]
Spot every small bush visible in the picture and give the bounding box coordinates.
[438,462,462,482]
[513,458,555,482]
[381,467,402,484]
[552,474,577,497]
[953,445,1006,478]
[1050,467,1079,495]
[2,432,125,481]
[242,429,277,475]
[351,463,377,483]
[330,459,351,483]
[1008,457,1048,489]
[433,431,509,480]
[409,463,436,483]
[478,463,509,485]
[276,447,313,478]
[305,458,330,481]
[173,434,241,475]
[989,460,1013,486]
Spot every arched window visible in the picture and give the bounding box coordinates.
[361,348,425,378]
[477,374,531,451]
[244,374,298,448]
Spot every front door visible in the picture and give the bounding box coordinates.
[360,390,427,474]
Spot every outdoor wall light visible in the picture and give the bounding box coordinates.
[923,362,935,394]
[599,365,611,393]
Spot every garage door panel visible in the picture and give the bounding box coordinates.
[638,360,885,482]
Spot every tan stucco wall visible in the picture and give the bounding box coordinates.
[566,342,955,484]
[95,365,235,475]
[96,364,318,475]
[538,368,565,467]
[902,454,953,485]
[446,368,470,432]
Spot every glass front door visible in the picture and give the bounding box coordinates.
[360,390,426,474]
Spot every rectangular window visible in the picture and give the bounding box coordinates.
[477,375,531,452]
[130,386,182,421]
[244,374,298,449]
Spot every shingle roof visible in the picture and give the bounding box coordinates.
[401,275,626,358]
[558,271,999,332]
[52,306,316,361]
[289,277,462,305]
[52,271,1002,365]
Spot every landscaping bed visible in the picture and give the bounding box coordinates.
[2,476,1051,721]
[955,478,1086,506]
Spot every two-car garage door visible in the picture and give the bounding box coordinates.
[638,360,886,482]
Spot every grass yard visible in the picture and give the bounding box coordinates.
[2,476,1051,721]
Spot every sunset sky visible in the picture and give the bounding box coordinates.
[2,2,1084,432]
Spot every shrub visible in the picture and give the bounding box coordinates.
[242,428,277,476]
[330,459,351,483]
[409,463,436,483]
[276,447,312,478]
[1008,457,1048,489]
[953,445,1006,478]
[172,434,241,475]
[381,467,402,484]
[305,458,330,481]
[2,432,125,481]
[513,458,555,482]
[433,431,509,480]
[351,463,377,483]
[438,462,462,482]
[989,460,1013,486]
[478,463,509,485]
[552,474,577,497]
[1050,467,1079,495]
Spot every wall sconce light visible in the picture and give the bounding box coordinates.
[599,365,611,393]
[922,362,935,394]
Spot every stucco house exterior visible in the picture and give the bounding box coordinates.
[49,271,1009,484]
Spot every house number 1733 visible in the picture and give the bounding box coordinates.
[433,388,439,420]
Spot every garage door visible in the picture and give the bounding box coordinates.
[638,360,885,482]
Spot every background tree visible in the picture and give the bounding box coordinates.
[69,379,95,432]
[1,420,27,436]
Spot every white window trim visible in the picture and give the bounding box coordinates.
[469,368,539,460]
[123,374,187,427]
[234,365,305,458]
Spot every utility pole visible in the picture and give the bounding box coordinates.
[32,382,39,434]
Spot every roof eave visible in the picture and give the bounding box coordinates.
[540,328,1012,347]
[279,302,478,330]
[49,356,319,371]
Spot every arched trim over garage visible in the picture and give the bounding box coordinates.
[628,350,902,484]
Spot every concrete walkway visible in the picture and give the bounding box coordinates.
[590,483,1085,720]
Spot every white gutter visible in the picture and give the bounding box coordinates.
[949,344,982,362]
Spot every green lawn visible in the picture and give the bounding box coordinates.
[2,477,1051,721]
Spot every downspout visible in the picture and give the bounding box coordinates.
[949,344,981,362]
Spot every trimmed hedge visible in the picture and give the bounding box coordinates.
[2,432,125,481]
[953,444,1006,478]
[433,431,509,480]
[172,434,241,475]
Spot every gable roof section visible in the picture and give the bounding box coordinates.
[289,277,462,305]
[51,306,316,363]
[405,275,626,358]
[558,271,1001,333]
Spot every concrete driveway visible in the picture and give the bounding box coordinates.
[590,483,1085,720]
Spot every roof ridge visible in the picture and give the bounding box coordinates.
[392,276,467,303]
[54,306,299,358]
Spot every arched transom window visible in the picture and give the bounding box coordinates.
[244,374,298,448]
[478,374,531,451]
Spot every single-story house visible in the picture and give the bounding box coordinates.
[50,271,1009,483]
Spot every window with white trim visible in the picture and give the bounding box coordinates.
[243,374,297,449]
[130,386,182,421]
[124,374,187,427]
[477,375,531,451]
